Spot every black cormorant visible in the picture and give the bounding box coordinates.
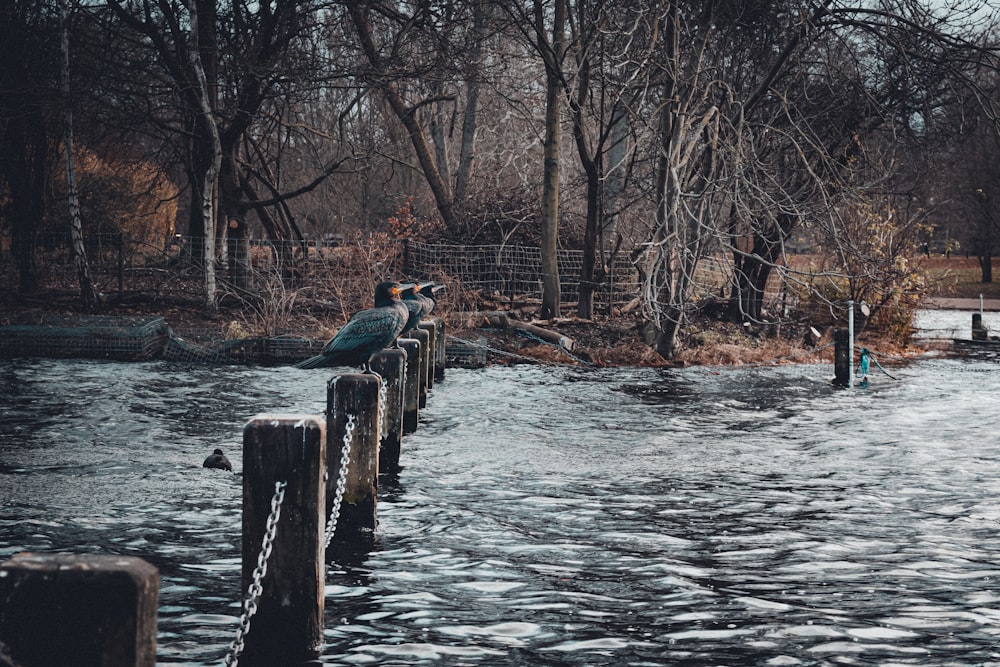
[420,281,445,314]
[401,281,435,333]
[295,280,412,371]
[203,448,232,471]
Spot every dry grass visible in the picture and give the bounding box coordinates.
[918,256,1000,300]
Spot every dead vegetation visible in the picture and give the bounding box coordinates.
[1,253,991,368]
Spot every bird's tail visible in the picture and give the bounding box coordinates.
[294,353,330,369]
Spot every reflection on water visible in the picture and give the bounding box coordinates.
[2,322,1000,665]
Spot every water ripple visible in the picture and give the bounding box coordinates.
[2,347,1000,665]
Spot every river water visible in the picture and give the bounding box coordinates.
[1,311,999,666]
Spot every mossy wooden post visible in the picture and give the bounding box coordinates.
[0,552,158,667]
[241,414,326,666]
[433,318,446,380]
[398,338,421,434]
[417,321,437,391]
[411,327,431,408]
[833,327,851,387]
[327,374,380,538]
[370,348,407,471]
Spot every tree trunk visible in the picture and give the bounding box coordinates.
[730,253,773,322]
[655,309,682,359]
[61,4,98,312]
[730,213,794,321]
[429,95,452,191]
[219,139,252,291]
[980,253,994,283]
[188,4,221,310]
[571,39,600,320]
[1,6,46,295]
[6,118,45,295]
[577,175,599,319]
[645,4,679,359]
[454,0,485,206]
[539,0,566,320]
[347,4,456,230]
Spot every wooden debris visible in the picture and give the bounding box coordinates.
[481,312,575,351]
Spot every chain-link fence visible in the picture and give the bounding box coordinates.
[1,231,787,321]
[1,232,647,310]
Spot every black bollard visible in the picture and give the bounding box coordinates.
[0,552,159,667]
[433,318,446,380]
[410,328,431,408]
[397,338,421,434]
[241,414,326,666]
[327,374,380,538]
[417,321,437,391]
[370,348,407,471]
[833,327,851,387]
[973,313,988,341]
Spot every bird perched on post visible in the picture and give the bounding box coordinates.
[295,280,413,372]
[423,282,445,313]
[401,281,435,333]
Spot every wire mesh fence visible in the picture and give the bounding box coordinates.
[400,240,640,313]
[1,230,807,365]
[1,231,788,322]
[1,232,650,312]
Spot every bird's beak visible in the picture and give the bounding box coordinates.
[394,282,417,295]
[432,284,447,293]
[419,281,435,289]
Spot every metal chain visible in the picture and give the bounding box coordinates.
[323,413,355,549]
[224,480,287,667]
[378,376,388,443]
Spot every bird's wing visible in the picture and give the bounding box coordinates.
[323,307,401,354]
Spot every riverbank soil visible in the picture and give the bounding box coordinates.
[1,255,996,367]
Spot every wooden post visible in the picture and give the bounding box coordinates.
[973,313,988,341]
[241,415,326,666]
[0,552,158,667]
[433,318,446,380]
[370,348,407,471]
[417,321,437,390]
[397,338,421,434]
[833,327,850,387]
[326,374,380,538]
[411,327,431,408]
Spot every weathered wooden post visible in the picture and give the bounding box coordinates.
[0,552,158,667]
[241,415,326,666]
[370,348,407,471]
[326,374,380,538]
[411,327,431,408]
[972,313,988,341]
[833,327,851,387]
[433,318,446,380]
[397,338,421,434]
[417,321,437,391]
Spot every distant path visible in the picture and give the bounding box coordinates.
[923,297,1000,311]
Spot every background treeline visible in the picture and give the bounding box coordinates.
[1,0,999,357]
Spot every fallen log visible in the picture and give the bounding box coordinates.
[482,312,574,351]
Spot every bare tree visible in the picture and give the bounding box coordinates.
[0,0,59,295]
[344,2,459,230]
[107,0,221,308]
[942,68,1000,282]
[59,1,98,310]
[631,0,1000,358]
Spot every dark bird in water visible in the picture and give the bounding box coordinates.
[295,280,413,372]
[203,448,232,471]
